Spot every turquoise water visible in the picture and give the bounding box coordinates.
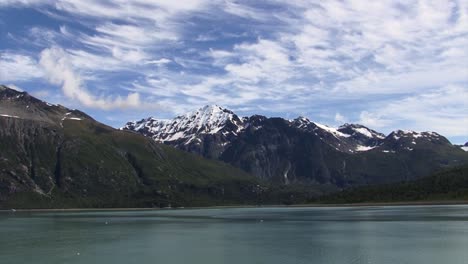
[1,205,468,264]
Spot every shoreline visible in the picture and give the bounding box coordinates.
[1,200,468,213]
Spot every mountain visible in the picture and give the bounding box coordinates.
[124,105,468,186]
[318,164,468,204]
[123,105,244,159]
[3,85,465,209]
[2,85,326,209]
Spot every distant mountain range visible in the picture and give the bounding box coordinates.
[1,85,467,209]
[1,85,305,209]
[123,105,468,186]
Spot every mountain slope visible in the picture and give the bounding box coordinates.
[319,165,468,203]
[0,86,286,209]
[124,105,468,186]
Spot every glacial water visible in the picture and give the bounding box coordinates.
[1,205,468,264]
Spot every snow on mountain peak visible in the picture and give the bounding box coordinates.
[292,116,311,129]
[313,122,351,138]
[122,105,243,142]
[389,130,442,140]
[291,117,351,138]
[338,123,385,139]
[124,105,454,156]
[175,105,240,134]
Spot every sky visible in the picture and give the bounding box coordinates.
[0,0,467,143]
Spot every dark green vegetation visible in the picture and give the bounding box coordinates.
[0,85,331,209]
[318,165,468,204]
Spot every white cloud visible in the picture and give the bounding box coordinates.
[227,39,293,83]
[5,84,24,92]
[222,0,272,21]
[333,67,468,95]
[359,85,468,136]
[1,0,467,138]
[334,113,347,124]
[358,111,392,129]
[39,47,150,110]
[0,0,50,6]
[0,53,43,82]
[146,58,172,65]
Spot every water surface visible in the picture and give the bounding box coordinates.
[1,205,468,264]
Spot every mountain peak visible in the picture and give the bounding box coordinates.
[175,104,232,118]
[389,130,442,140]
[0,85,25,98]
[338,123,385,139]
[294,116,310,122]
[199,104,230,112]
[291,116,311,129]
[384,130,450,150]
[0,85,91,126]
[122,104,244,144]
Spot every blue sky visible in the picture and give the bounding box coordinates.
[0,0,467,143]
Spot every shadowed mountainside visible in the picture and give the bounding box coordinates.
[0,85,331,209]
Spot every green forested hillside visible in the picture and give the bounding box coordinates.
[318,165,468,204]
[0,86,330,209]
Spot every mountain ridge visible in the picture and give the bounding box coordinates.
[123,104,452,154]
[1,85,467,208]
[3,85,324,209]
[123,104,468,185]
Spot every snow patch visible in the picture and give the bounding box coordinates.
[392,130,440,140]
[314,123,351,138]
[354,127,373,138]
[0,114,20,119]
[355,145,376,152]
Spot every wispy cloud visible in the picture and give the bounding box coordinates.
[359,85,468,136]
[39,47,155,110]
[0,53,43,81]
[0,0,466,139]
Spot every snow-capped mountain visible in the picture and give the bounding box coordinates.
[123,105,245,158]
[124,106,389,155]
[290,118,386,153]
[123,105,455,155]
[1,84,466,205]
[123,105,467,185]
[379,130,450,152]
[124,105,243,141]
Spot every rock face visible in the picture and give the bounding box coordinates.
[124,105,468,186]
[0,86,271,209]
